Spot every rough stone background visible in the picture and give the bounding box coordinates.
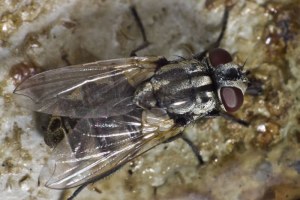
[0,0,299,199]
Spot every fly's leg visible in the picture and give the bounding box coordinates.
[245,72,264,96]
[163,132,183,143]
[164,132,204,165]
[67,161,126,200]
[181,135,204,165]
[193,5,231,60]
[219,112,250,127]
[246,81,263,96]
[67,183,87,200]
[130,5,150,56]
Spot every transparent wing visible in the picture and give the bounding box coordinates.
[39,109,182,189]
[14,56,166,118]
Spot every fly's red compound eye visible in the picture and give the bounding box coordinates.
[209,48,232,67]
[220,87,244,112]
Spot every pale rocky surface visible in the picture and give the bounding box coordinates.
[0,0,300,200]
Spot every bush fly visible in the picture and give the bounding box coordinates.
[14,5,248,200]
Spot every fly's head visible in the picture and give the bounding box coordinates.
[207,48,248,113]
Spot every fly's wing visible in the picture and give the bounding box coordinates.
[14,56,166,118]
[39,109,182,189]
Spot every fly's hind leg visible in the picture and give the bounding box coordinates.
[67,161,126,200]
[164,132,204,165]
[130,5,150,56]
[67,183,87,200]
[181,135,204,165]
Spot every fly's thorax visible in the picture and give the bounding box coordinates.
[134,59,220,121]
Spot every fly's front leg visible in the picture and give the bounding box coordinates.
[219,112,250,127]
[193,5,231,60]
[245,73,264,96]
[130,5,150,56]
